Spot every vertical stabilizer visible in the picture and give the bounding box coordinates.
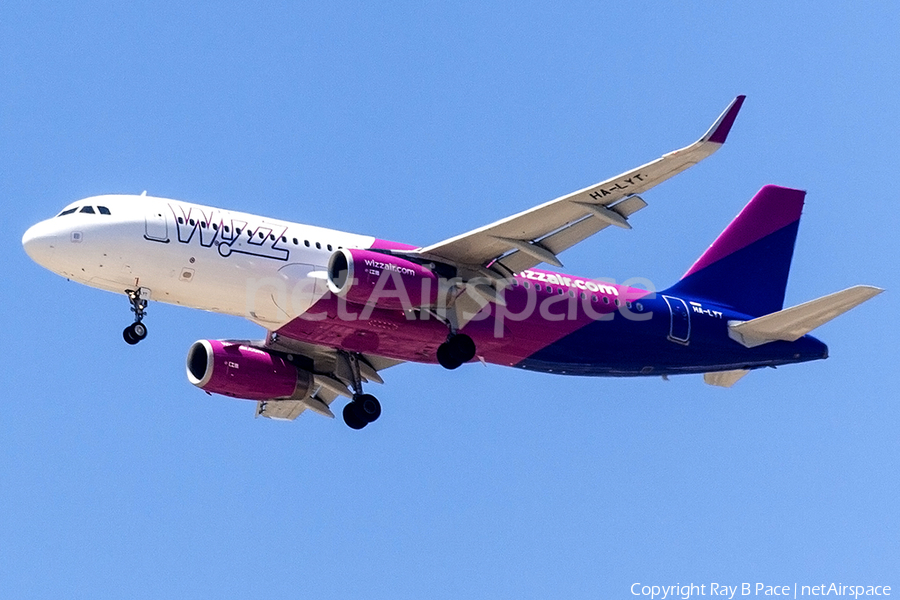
[665,185,805,317]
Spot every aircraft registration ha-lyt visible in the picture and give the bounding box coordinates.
[22,96,882,429]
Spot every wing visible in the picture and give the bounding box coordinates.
[254,334,403,422]
[412,96,745,274]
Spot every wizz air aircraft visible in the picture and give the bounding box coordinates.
[22,96,882,429]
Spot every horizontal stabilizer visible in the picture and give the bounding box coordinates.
[728,285,883,348]
[704,369,750,388]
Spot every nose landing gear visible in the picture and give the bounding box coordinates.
[123,288,149,345]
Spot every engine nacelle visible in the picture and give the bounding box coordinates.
[327,248,440,310]
[186,340,311,401]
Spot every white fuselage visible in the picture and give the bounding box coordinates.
[22,194,375,327]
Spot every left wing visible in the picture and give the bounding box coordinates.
[411,96,745,275]
[255,335,403,421]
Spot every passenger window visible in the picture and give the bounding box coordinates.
[316,242,321,249]
[212,223,218,230]
[258,232,264,239]
[603,297,610,304]
[224,225,230,233]
[178,217,184,224]
[189,219,195,226]
[591,295,598,302]
[523,281,530,289]
[80,206,95,214]
[97,206,111,215]
[235,228,241,235]
[327,244,333,251]
[292,238,298,245]
[568,290,575,297]
[535,284,542,291]
[281,236,287,243]
[304,240,310,247]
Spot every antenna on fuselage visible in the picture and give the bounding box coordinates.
[140,190,147,196]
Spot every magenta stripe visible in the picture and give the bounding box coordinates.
[682,185,805,279]
[370,238,417,251]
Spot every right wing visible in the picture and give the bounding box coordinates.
[412,95,746,275]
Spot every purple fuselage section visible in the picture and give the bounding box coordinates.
[275,247,828,376]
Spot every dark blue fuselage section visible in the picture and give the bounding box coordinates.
[516,293,828,376]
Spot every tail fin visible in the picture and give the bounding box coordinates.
[665,185,805,317]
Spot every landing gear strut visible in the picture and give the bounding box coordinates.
[340,352,382,430]
[437,333,476,370]
[123,288,149,345]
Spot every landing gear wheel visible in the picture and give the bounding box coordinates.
[131,322,147,341]
[356,393,382,423]
[123,322,148,345]
[448,334,476,363]
[437,334,476,369]
[342,401,368,430]
[123,325,139,345]
[437,343,463,370]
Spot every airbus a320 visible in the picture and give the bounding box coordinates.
[22,96,882,429]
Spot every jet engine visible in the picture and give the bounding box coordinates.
[186,340,311,401]
[326,248,442,310]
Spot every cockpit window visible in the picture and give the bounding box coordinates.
[57,208,78,217]
[98,206,111,215]
[80,206,95,214]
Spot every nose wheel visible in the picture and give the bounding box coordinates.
[123,288,149,345]
[123,322,147,345]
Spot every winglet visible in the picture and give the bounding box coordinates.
[701,95,746,144]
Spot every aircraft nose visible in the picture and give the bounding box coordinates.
[22,220,59,267]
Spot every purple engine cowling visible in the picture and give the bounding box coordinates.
[327,248,440,309]
[186,340,311,401]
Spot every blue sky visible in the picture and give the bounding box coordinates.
[2,2,898,598]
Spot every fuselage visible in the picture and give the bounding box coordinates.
[22,194,828,376]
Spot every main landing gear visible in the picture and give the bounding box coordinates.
[437,333,476,370]
[341,352,382,430]
[123,288,149,345]
[343,393,382,430]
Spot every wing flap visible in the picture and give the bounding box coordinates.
[256,399,307,421]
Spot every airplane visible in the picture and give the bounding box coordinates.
[21,96,882,429]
